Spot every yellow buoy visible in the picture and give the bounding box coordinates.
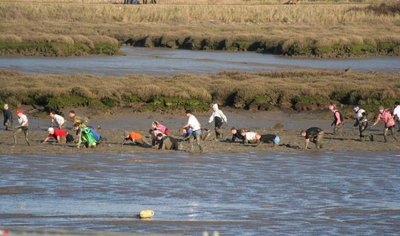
[139,210,154,219]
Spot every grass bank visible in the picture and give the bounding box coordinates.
[1,70,399,114]
[0,1,399,57]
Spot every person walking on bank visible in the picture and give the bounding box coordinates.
[13,109,30,146]
[50,111,65,129]
[208,104,227,140]
[353,106,372,141]
[371,106,398,142]
[3,104,13,131]
[183,110,203,152]
[329,104,344,135]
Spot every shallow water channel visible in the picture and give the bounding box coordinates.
[1,152,399,235]
[1,47,400,76]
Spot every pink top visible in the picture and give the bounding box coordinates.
[334,111,342,125]
[377,110,395,127]
[156,123,169,134]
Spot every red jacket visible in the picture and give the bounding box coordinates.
[48,129,68,139]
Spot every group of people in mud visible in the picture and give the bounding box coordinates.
[2,101,400,151]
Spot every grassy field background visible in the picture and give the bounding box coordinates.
[1,69,399,114]
[0,0,399,57]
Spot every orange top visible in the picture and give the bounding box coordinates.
[129,132,142,140]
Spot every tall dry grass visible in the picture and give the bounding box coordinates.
[0,1,399,56]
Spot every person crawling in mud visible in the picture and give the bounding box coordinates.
[151,121,170,135]
[155,133,181,151]
[230,127,245,143]
[69,110,89,126]
[42,127,73,144]
[74,124,101,148]
[300,127,324,150]
[123,131,149,147]
[240,129,280,147]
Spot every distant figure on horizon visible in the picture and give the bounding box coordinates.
[284,0,299,5]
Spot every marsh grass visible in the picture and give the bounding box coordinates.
[1,70,399,112]
[0,1,399,57]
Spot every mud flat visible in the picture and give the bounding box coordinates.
[2,109,399,155]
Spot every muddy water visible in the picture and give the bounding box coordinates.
[1,152,399,235]
[0,47,399,76]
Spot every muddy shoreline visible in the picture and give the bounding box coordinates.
[2,109,399,155]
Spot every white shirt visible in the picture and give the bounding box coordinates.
[394,105,400,120]
[18,114,29,127]
[53,114,65,126]
[356,109,367,121]
[245,132,257,141]
[187,115,201,131]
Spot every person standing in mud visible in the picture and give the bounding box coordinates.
[208,104,227,141]
[2,103,13,131]
[300,127,324,149]
[13,109,30,146]
[393,102,400,132]
[371,106,398,142]
[183,110,203,152]
[329,104,344,135]
[353,106,372,141]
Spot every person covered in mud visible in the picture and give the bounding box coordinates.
[183,110,203,152]
[50,111,65,130]
[155,133,181,151]
[151,121,170,135]
[353,106,372,141]
[123,131,149,147]
[74,123,100,148]
[300,127,324,150]
[329,104,344,135]
[2,103,13,131]
[371,106,398,143]
[13,109,30,146]
[42,127,71,144]
[208,103,227,140]
[230,127,245,143]
[240,129,261,144]
[68,110,89,126]
[259,134,281,147]
[393,102,400,132]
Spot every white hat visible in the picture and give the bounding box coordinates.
[353,106,360,112]
[48,127,55,134]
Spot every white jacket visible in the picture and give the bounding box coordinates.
[208,104,227,123]
[394,105,400,121]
